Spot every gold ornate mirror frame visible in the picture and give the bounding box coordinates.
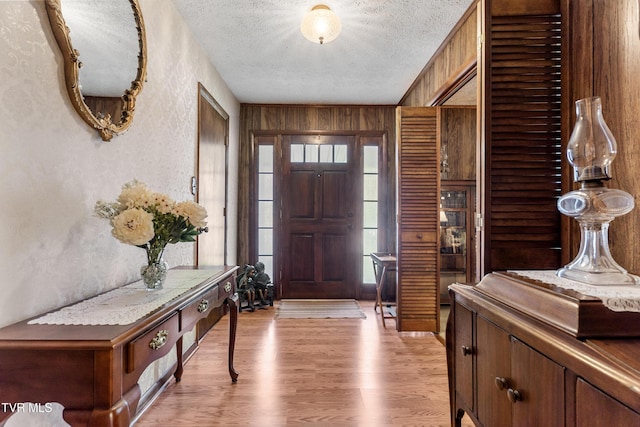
[45,0,147,141]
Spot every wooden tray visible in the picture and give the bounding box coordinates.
[475,271,640,338]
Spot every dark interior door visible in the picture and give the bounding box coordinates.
[280,135,359,299]
[197,84,227,266]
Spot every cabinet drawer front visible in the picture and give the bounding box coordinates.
[400,230,437,243]
[219,277,235,299]
[181,285,219,331]
[126,313,179,374]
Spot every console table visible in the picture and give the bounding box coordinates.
[447,272,640,426]
[0,265,239,427]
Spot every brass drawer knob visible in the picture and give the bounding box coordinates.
[149,330,169,350]
[197,299,209,313]
[494,377,508,391]
[507,388,522,403]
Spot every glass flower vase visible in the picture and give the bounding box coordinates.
[141,258,168,290]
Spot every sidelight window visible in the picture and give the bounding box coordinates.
[257,144,274,280]
[362,145,379,284]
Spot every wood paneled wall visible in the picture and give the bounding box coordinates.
[441,107,476,181]
[567,0,640,275]
[238,105,397,268]
[401,2,478,107]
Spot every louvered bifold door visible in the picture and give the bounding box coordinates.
[396,107,440,332]
[484,6,563,271]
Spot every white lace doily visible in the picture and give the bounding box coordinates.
[508,270,640,313]
[28,269,223,326]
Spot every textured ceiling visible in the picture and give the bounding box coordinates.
[171,0,474,105]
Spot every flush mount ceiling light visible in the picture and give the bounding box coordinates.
[301,4,341,45]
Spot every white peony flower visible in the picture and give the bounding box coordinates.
[174,201,208,228]
[152,192,176,214]
[118,180,154,209]
[111,208,155,246]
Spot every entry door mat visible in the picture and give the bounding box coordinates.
[275,299,366,319]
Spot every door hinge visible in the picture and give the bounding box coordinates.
[475,212,484,231]
[190,176,197,196]
[477,33,484,50]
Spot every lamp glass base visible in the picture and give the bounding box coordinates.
[556,267,640,286]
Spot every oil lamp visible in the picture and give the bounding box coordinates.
[556,96,638,285]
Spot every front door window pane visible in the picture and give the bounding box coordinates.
[335,144,347,163]
[259,228,273,255]
[258,201,273,227]
[364,201,378,228]
[364,175,378,200]
[259,174,273,199]
[259,145,274,172]
[291,144,304,163]
[363,146,377,173]
[320,145,333,162]
[305,144,319,163]
[363,229,377,256]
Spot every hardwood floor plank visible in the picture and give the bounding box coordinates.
[134,303,460,427]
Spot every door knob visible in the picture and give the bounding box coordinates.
[461,345,473,356]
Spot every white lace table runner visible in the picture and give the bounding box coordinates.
[28,269,223,326]
[508,270,640,313]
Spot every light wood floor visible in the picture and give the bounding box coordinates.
[134,302,462,427]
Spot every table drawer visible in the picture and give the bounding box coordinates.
[181,285,219,331]
[219,276,235,299]
[126,313,179,374]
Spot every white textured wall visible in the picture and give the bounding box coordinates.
[0,0,240,329]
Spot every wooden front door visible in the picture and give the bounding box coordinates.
[280,135,359,299]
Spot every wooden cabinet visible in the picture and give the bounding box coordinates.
[440,182,474,303]
[448,273,640,427]
[476,316,564,426]
[0,266,239,427]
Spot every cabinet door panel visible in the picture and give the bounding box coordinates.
[454,303,474,411]
[511,337,564,427]
[576,378,640,426]
[477,316,511,426]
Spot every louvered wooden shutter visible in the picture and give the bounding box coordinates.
[396,107,440,332]
[484,12,562,271]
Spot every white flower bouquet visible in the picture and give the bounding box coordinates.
[95,180,208,289]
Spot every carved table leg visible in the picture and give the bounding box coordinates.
[174,336,184,382]
[226,294,239,382]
